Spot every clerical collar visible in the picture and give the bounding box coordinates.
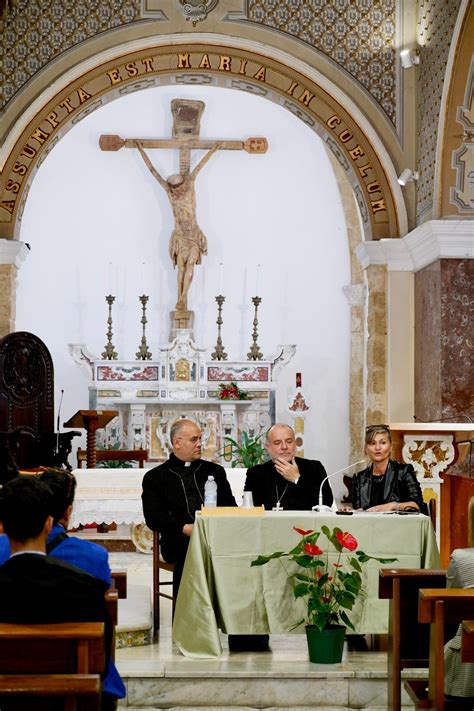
[169,452,199,470]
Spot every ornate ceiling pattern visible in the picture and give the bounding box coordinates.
[246,0,397,124]
[415,0,461,223]
[0,0,141,108]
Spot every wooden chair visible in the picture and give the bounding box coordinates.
[404,589,474,711]
[153,531,175,634]
[0,621,105,711]
[379,568,447,711]
[76,448,148,469]
[461,620,474,662]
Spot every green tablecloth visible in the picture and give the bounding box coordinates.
[172,511,440,658]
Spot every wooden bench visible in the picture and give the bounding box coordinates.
[0,621,105,711]
[77,448,148,468]
[404,589,474,711]
[379,568,447,711]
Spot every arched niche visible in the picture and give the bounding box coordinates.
[0,36,402,467]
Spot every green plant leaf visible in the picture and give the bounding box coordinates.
[250,552,286,566]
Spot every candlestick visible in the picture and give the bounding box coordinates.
[136,294,152,360]
[102,295,118,360]
[247,296,263,361]
[211,295,228,361]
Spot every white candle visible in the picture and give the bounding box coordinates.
[218,262,223,295]
[108,262,113,294]
[255,264,261,295]
[142,262,146,295]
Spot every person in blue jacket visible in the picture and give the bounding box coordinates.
[0,469,125,706]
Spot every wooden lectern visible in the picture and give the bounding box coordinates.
[63,410,118,469]
[389,422,474,565]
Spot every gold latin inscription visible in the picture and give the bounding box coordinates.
[326,114,387,219]
[1,50,390,234]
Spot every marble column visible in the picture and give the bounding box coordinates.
[415,258,473,472]
[0,240,30,337]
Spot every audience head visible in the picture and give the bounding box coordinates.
[364,424,392,467]
[170,419,202,462]
[266,423,297,462]
[1,476,53,543]
[39,469,77,524]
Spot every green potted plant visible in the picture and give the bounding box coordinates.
[251,524,397,663]
[222,431,267,468]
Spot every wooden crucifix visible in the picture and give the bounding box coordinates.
[99,99,268,328]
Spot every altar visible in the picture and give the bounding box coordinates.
[70,333,295,466]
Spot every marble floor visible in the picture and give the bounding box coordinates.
[110,551,420,710]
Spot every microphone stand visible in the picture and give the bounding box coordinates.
[312,459,365,513]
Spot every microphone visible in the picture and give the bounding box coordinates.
[312,459,366,513]
[55,389,64,462]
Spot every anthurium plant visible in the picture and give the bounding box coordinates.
[251,525,397,632]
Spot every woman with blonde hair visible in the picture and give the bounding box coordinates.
[351,424,425,513]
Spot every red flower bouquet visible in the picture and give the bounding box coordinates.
[251,524,396,632]
[217,381,249,400]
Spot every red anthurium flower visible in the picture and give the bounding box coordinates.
[304,543,323,556]
[336,531,358,551]
[333,563,342,568]
[316,569,322,578]
[293,527,314,536]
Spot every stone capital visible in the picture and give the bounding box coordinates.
[0,240,30,268]
[355,219,474,272]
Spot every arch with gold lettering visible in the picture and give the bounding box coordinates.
[0,38,406,242]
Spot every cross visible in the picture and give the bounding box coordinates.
[99,99,267,330]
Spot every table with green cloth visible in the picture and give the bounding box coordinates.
[172,511,440,658]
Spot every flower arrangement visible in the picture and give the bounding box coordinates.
[217,381,249,400]
[251,525,397,632]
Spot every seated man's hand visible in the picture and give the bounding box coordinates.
[274,457,300,484]
[182,523,194,536]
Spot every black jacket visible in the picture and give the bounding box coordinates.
[351,459,425,511]
[244,456,332,510]
[0,553,112,673]
[141,453,237,563]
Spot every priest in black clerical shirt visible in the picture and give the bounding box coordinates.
[141,418,236,595]
[244,423,332,510]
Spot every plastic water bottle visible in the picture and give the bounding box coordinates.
[204,475,217,507]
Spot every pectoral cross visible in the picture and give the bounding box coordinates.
[99,99,268,331]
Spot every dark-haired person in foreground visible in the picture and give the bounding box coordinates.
[0,476,115,709]
[0,470,125,705]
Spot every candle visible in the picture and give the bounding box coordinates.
[255,264,261,295]
[218,262,223,295]
[142,262,146,295]
[108,262,113,294]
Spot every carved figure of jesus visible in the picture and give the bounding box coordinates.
[99,98,267,319]
[134,141,220,312]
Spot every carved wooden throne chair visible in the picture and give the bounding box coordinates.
[0,331,79,482]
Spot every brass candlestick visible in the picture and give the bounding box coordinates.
[247,296,263,361]
[136,294,153,360]
[211,295,228,361]
[102,294,118,360]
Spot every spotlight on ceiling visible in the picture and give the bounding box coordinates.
[398,169,420,186]
[400,48,420,69]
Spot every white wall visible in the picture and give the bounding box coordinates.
[15,84,351,490]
